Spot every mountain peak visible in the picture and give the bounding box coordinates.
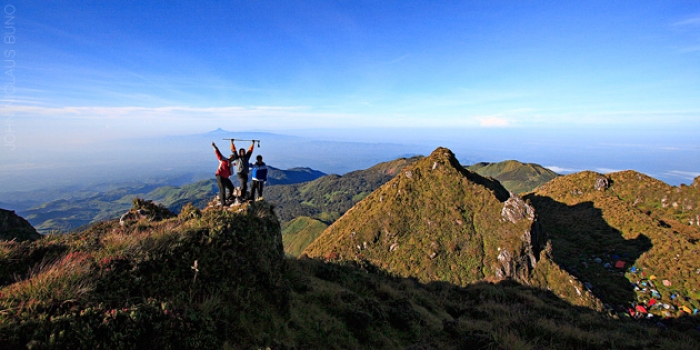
[304,147,540,285]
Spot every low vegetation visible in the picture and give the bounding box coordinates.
[467,160,559,194]
[265,156,421,223]
[2,197,699,349]
[282,216,328,257]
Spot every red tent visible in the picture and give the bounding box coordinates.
[635,305,648,314]
[615,260,625,269]
[649,298,657,307]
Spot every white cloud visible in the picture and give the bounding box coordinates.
[673,16,700,27]
[479,117,510,127]
[679,46,700,53]
[595,167,625,174]
[665,170,700,179]
[544,166,578,174]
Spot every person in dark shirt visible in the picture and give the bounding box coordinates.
[230,140,255,200]
[249,155,268,201]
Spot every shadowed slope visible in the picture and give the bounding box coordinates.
[527,170,700,316]
[0,209,40,242]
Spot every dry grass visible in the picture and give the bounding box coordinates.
[1,251,94,306]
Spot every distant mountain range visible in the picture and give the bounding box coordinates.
[14,167,326,234]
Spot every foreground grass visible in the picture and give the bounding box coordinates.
[1,199,700,349]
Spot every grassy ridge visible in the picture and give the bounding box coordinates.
[304,148,544,287]
[265,156,421,223]
[0,201,288,349]
[468,160,559,194]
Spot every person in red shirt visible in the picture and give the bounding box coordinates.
[212,142,234,208]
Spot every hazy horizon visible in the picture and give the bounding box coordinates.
[1,127,698,196]
[2,2,699,194]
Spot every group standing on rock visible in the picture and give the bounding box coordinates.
[212,139,267,209]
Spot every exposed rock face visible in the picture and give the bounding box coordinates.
[594,177,610,191]
[497,193,540,280]
[120,198,176,227]
[501,193,535,223]
[304,147,541,286]
[0,209,40,241]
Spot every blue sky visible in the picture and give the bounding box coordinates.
[2,1,700,186]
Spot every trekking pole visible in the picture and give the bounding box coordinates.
[222,138,261,147]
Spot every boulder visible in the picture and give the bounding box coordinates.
[594,176,610,191]
[501,193,535,223]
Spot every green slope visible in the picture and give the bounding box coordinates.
[281,216,328,257]
[304,148,547,286]
[468,160,558,194]
[265,156,422,223]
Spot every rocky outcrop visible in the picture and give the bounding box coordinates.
[501,193,535,223]
[594,176,610,191]
[119,198,176,227]
[0,209,40,241]
[496,193,541,280]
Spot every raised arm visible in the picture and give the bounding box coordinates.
[212,142,224,161]
[246,141,255,156]
[230,140,236,155]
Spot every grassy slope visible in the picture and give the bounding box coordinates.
[265,156,422,224]
[281,216,328,257]
[526,170,700,316]
[1,201,288,349]
[3,202,700,349]
[304,148,546,287]
[468,160,559,194]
